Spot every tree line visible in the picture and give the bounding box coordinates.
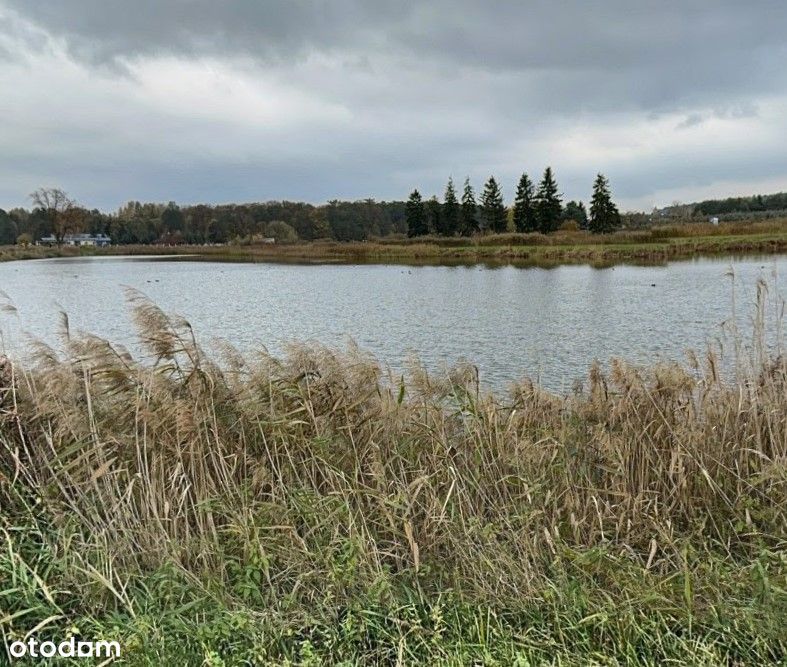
[694,191,787,216]
[0,172,621,246]
[0,192,408,246]
[4,180,787,247]
[405,169,621,237]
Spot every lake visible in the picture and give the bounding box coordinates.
[0,254,784,391]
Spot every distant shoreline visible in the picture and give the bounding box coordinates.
[3,220,787,268]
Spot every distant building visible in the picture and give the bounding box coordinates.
[38,233,112,247]
[709,217,720,226]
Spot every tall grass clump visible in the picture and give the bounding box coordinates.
[1,284,786,665]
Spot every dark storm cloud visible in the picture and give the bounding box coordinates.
[2,0,787,210]
[7,0,787,109]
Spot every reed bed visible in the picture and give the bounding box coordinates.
[0,285,786,664]
[3,219,787,269]
[0,245,80,263]
[65,234,783,270]
[374,218,787,246]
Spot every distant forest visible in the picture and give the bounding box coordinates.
[1,179,785,246]
[0,170,617,244]
[693,191,787,216]
[0,198,407,246]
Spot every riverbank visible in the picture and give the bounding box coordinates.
[1,293,785,664]
[3,219,787,267]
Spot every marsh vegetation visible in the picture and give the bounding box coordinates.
[3,218,787,268]
[1,284,785,664]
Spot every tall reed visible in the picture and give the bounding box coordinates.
[1,284,785,664]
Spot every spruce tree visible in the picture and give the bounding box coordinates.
[534,167,562,234]
[589,173,621,234]
[578,201,588,230]
[426,195,441,235]
[512,173,536,233]
[460,178,478,236]
[405,189,428,237]
[442,177,459,236]
[480,176,507,233]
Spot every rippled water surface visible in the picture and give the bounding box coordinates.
[0,255,784,390]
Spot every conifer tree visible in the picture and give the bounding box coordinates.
[405,189,428,237]
[578,201,588,230]
[512,173,536,232]
[426,195,441,235]
[562,200,588,229]
[589,173,621,234]
[442,177,459,236]
[0,209,17,245]
[534,167,562,234]
[460,178,478,236]
[480,176,507,233]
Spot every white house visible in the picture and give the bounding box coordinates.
[38,233,112,247]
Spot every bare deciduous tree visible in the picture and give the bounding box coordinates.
[29,187,75,244]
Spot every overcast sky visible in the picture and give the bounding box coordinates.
[2,1,787,212]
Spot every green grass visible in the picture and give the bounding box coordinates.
[1,283,786,664]
[4,531,785,665]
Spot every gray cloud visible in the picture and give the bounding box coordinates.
[1,0,400,64]
[1,0,787,211]
[8,1,787,104]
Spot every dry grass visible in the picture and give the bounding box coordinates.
[1,284,786,663]
[0,244,80,262]
[3,219,787,269]
[106,218,787,265]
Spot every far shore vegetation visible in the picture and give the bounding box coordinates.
[3,175,787,261]
[2,218,787,267]
[2,175,787,662]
